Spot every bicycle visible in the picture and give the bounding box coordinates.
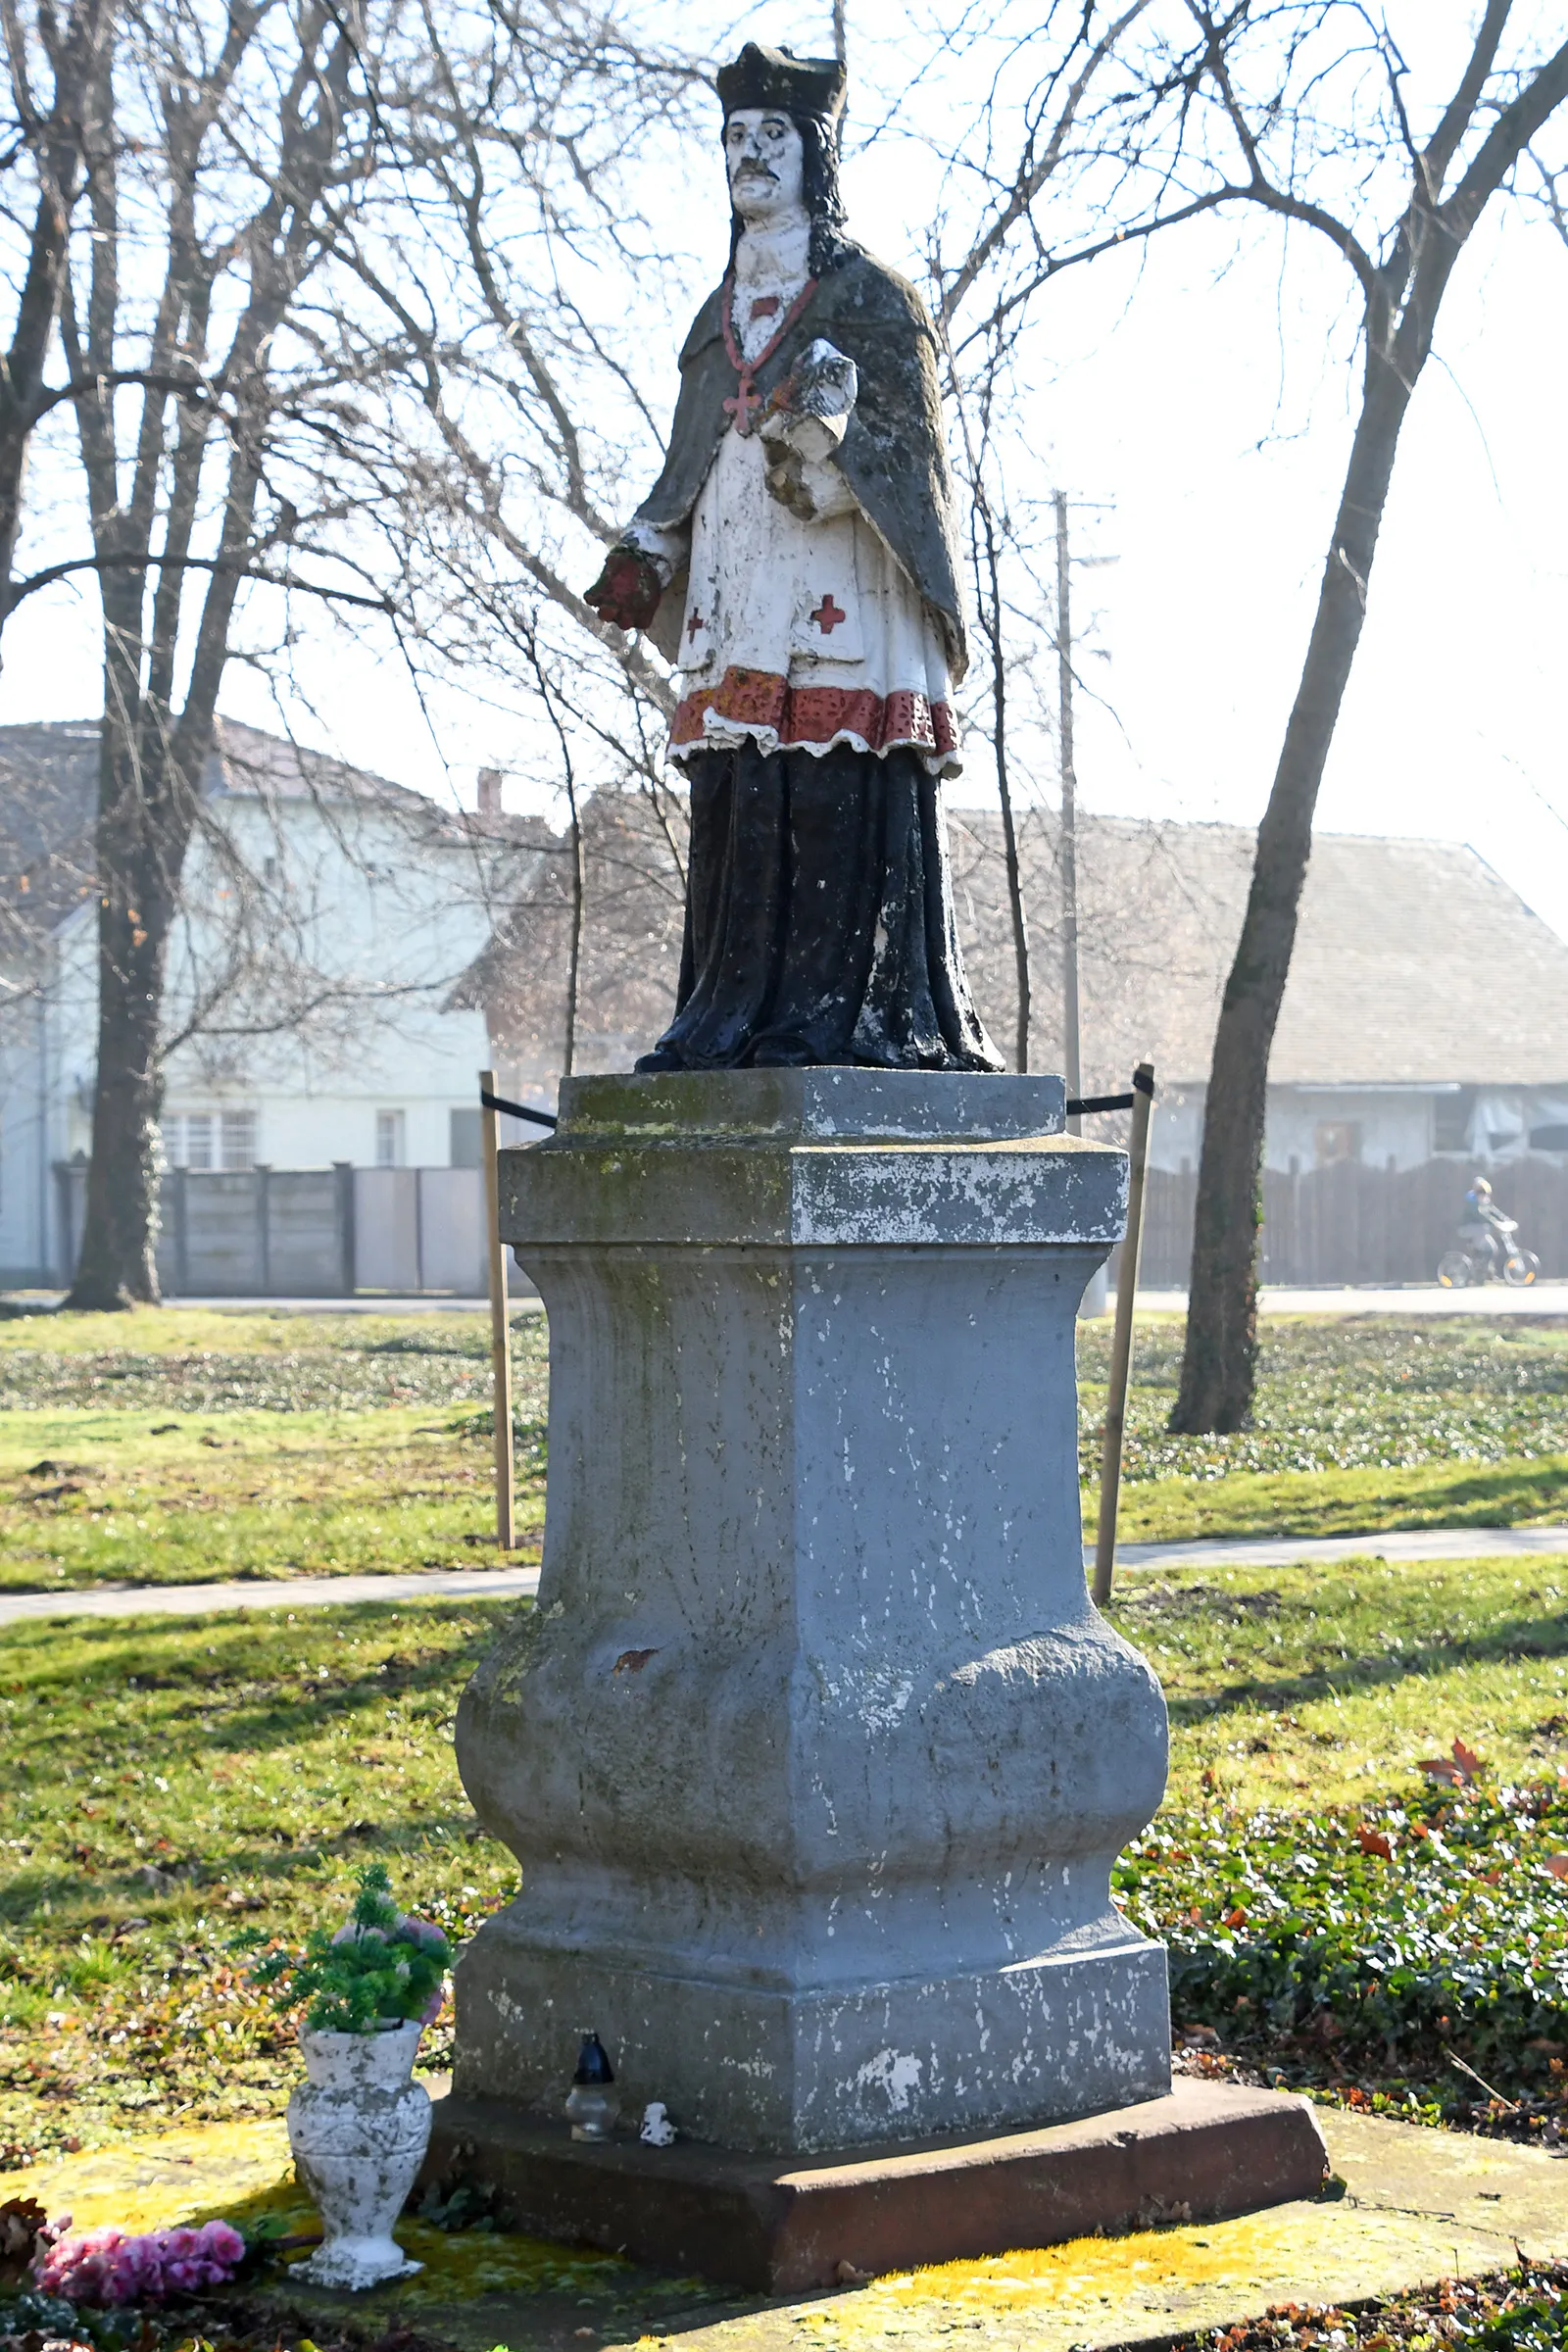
[1437,1213,1541,1288]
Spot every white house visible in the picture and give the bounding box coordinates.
[0,719,545,1286]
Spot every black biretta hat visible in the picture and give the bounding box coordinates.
[714,42,847,127]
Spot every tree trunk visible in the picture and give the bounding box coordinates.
[58,5,353,1308]
[1170,338,1417,1429]
[66,723,195,1308]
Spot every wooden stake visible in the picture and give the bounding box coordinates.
[480,1068,514,1551]
[1093,1063,1154,1607]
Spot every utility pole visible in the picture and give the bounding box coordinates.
[832,0,847,138]
[1055,489,1082,1135]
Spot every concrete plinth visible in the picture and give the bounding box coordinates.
[454,1070,1171,2157]
[422,2081,1331,2293]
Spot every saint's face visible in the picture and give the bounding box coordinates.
[724,107,806,225]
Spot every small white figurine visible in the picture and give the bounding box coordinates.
[639,2100,677,2147]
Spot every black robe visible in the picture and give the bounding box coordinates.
[631,249,1002,1075]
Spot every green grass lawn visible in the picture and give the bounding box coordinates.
[0,1406,547,1591]
[1083,1312,1568,1540]
[1,1550,1565,2165]
[0,1310,549,1591]
[3,1306,1568,1592]
[0,1597,516,2165]
[3,1304,1568,2170]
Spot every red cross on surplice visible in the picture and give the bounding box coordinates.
[687,611,705,643]
[810,594,847,635]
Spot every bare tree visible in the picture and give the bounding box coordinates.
[917,4,1568,1427]
[1165,8,1568,1429]
[322,1,706,727]
[45,0,385,1308]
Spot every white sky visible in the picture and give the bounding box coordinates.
[5,2,1568,938]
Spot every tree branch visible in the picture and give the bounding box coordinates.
[1423,0,1514,197]
[6,548,392,612]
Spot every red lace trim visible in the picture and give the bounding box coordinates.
[672,669,957,759]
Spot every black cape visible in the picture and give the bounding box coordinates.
[630,250,1001,1075]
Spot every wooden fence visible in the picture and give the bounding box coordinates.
[52,1162,493,1296]
[1135,1158,1568,1289]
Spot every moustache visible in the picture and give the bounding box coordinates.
[732,161,778,180]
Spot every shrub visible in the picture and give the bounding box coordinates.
[238,1861,451,2034]
[1114,1776,1568,2091]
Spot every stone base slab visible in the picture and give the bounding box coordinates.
[422,2079,1330,2293]
[452,1928,1172,2154]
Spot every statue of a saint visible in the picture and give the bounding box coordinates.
[586,43,1002,1075]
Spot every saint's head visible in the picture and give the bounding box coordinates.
[715,41,853,275]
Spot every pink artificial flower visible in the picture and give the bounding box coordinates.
[35,2217,247,2304]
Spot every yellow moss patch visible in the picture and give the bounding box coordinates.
[0,2116,632,2302]
[0,2119,296,2233]
[794,2204,1524,2346]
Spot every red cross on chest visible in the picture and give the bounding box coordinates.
[686,610,705,642]
[810,594,847,635]
[723,379,763,434]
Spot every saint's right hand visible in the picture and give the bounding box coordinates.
[584,546,663,632]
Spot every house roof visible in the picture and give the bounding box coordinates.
[473,800,1568,1092]
[944,814,1568,1090]
[0,718,539,961]
[1275,833,1568,1088]
[0,721,101,948]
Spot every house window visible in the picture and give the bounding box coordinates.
[449,1107,482,1168]
[375,1108,406,1167]
[1433,1089,1475,1152]
[177,1114,213,1170]
[220,1111,256,1170]
[1314,1121,1360,1167]
[165,1110,255,1170]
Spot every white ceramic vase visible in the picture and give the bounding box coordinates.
[286,2021,431,2289]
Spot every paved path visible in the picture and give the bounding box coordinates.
[1127,1281,1568,1316]
[8,1283,1568,1316]
[1113,1522,1568,1569]
[4,1523,1568,1627]
[0,1565,544,1626]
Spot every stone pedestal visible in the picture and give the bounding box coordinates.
[453,1070,1171,2158]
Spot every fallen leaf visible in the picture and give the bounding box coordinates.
[1546,1854,1568,1881]
[1355,1823,1394,1859]
[1418,1739,1486,1788]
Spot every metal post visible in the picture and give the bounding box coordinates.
[1093,1063,1154,1606]
[481,1068,515,1550]
[1055,490,1082,1135]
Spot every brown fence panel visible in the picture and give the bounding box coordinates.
[1132,1156,1568,1288]
[1135,1167,1197,1289]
